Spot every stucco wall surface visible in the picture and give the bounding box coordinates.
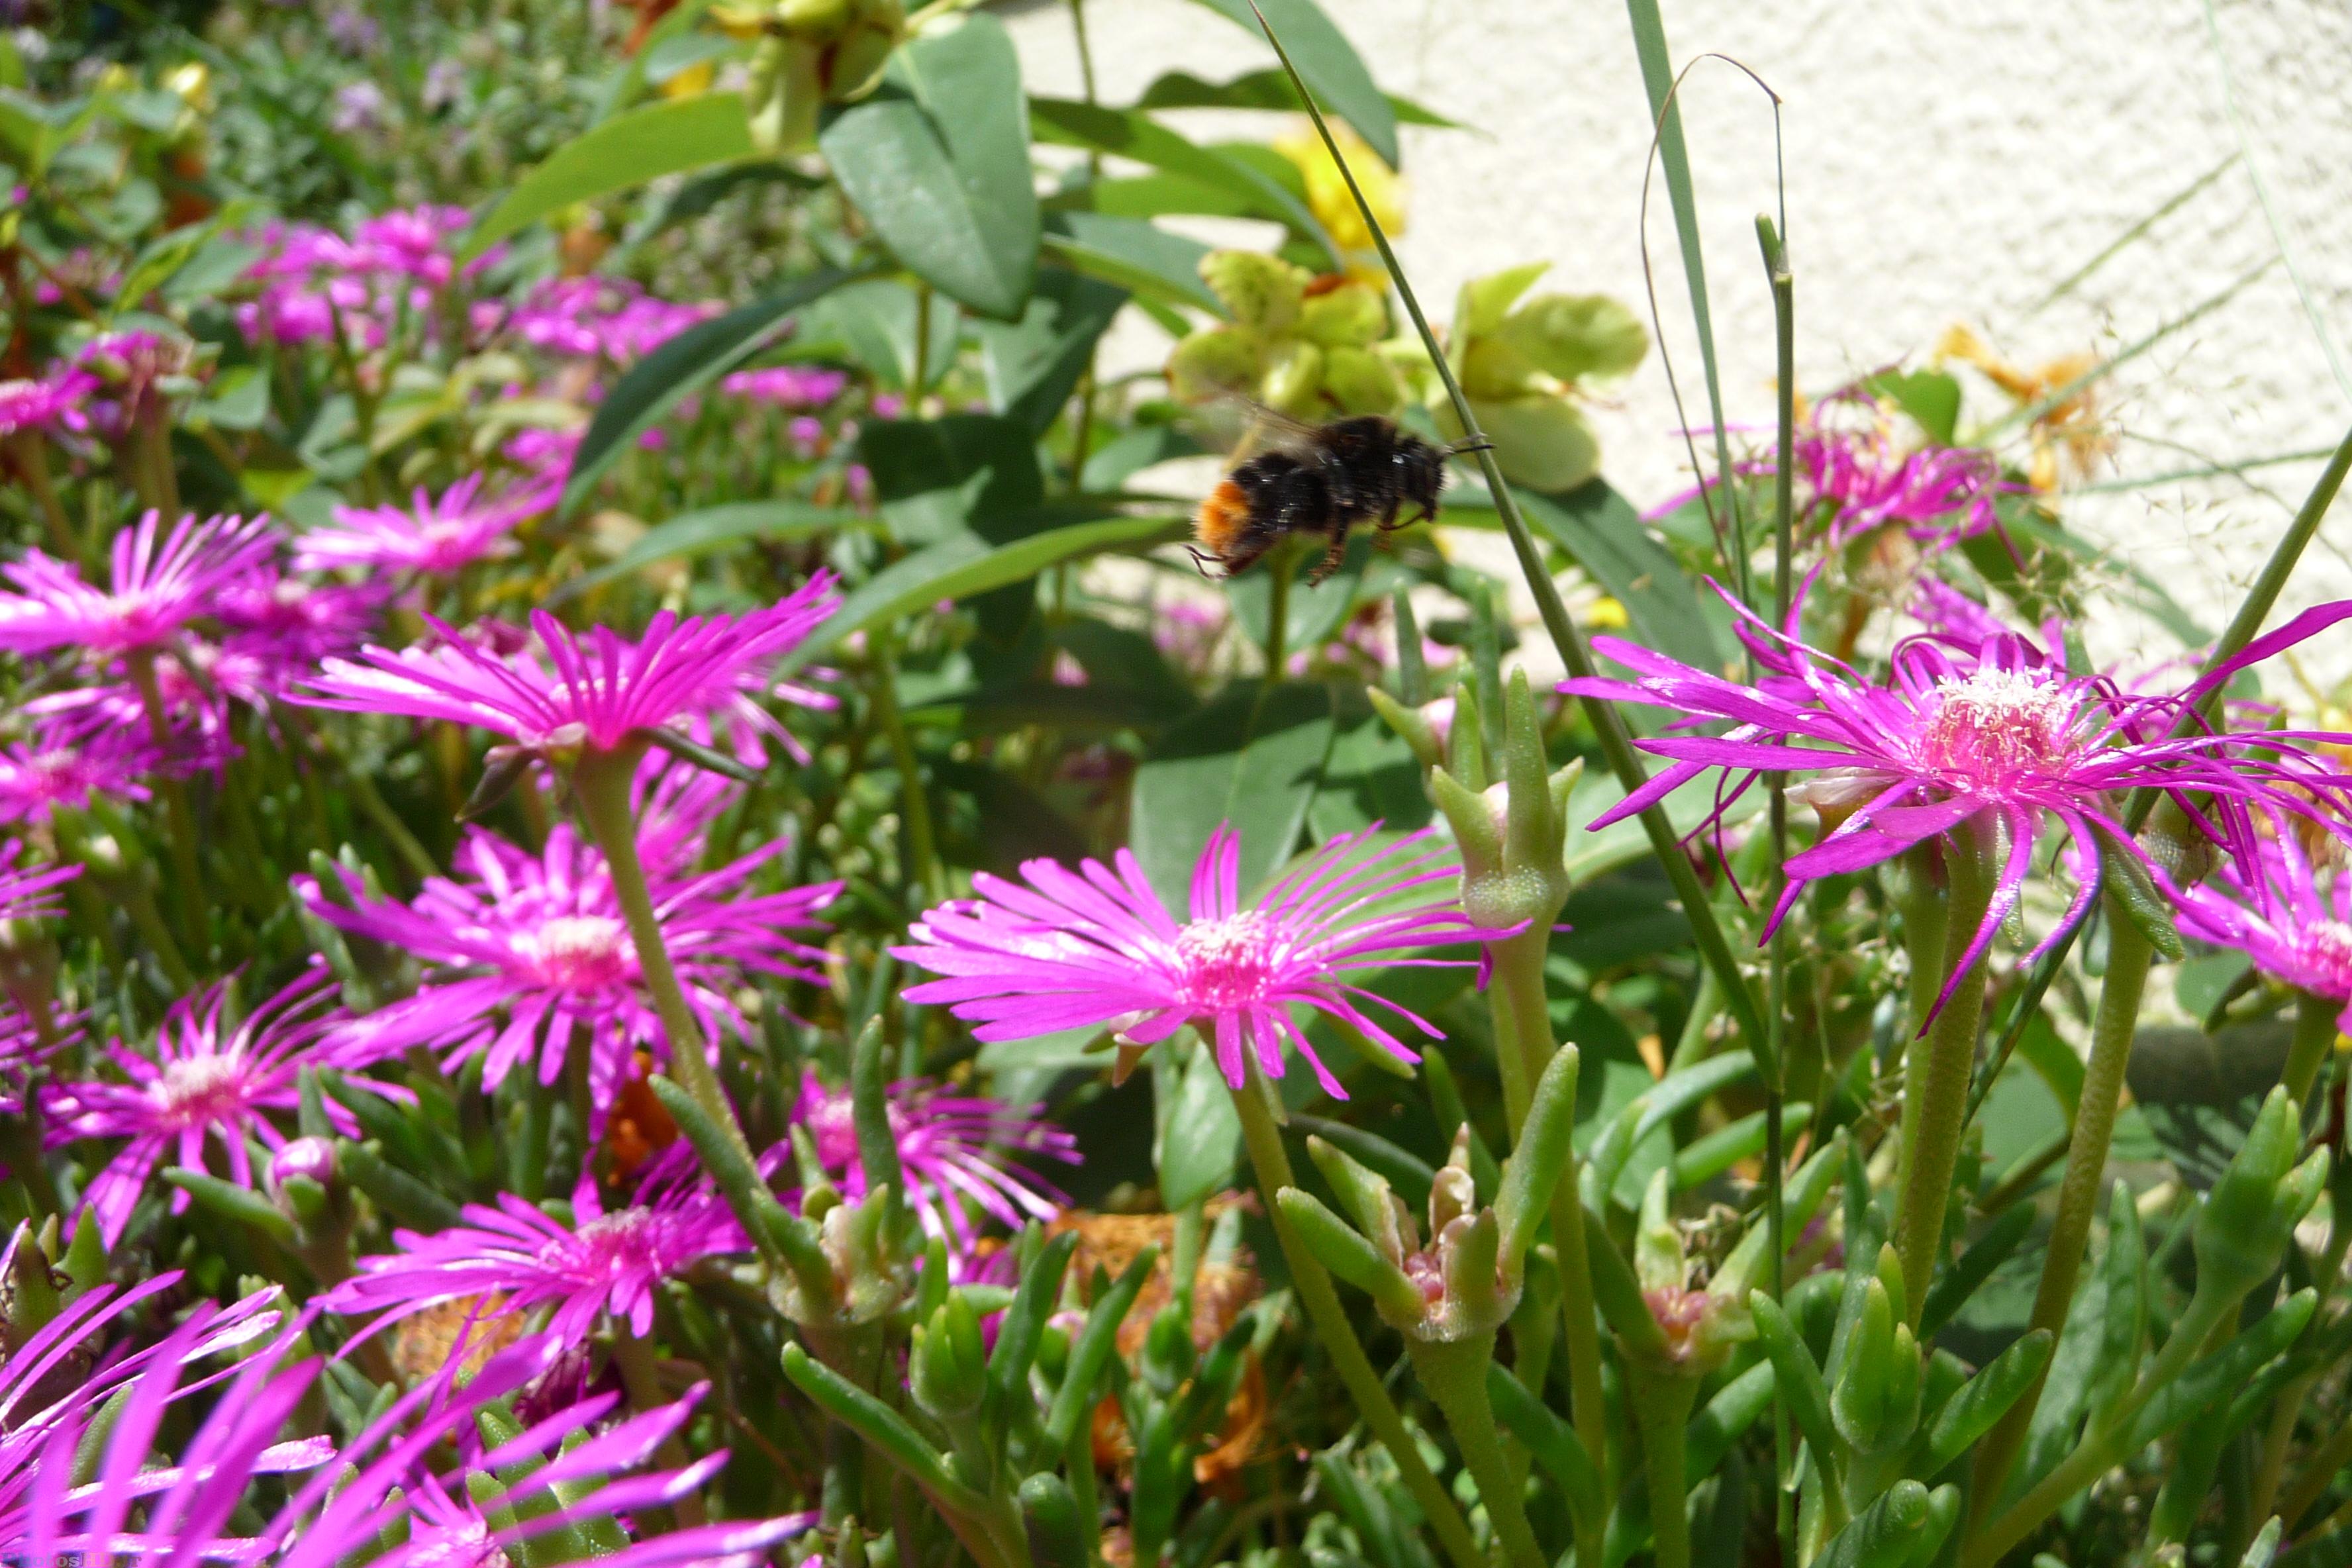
[1004,0,2352,677]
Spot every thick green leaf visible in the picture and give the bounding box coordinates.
[786,512,1183,669]
[1184,0,1398,167]
[975,266,1129,436]
[1518,479,1724,673]
[464,93,752,261]
[799,277,963,393]
[860,414,1044,546]
[1864,368,1963,447]
[559,268,858,518]
[1159,1037,1243,1208]
[820,15,1038,320]
[1030,99,1335,262]
[1131,681,1338,910]
[552,501,868,603]
[1137,68,1457,128]
[1041,211,1223,317]
[1307,695,1433,841]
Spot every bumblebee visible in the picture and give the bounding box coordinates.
[1191,412,1481,585]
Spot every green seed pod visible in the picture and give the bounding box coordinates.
[1831,1277,1921,1455]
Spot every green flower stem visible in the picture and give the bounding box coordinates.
[1965,907,2155,1537]
[1248,8,1773,1075]
[1228,1068,1486,1568]
[2283,988,2337,1104]
[2279,1392,2352,1532]
[868,629,948,908]
[1483,929,1608,1567]
[1628,1363,1702,1568]
[1892,826,1996,1328]
[1406,1334,1545,1568]
[6,435,77,562]
[1964,1282,2236,1568]
[124,648,207,938]
[573,742,756,1171]
[1262,548,1292,683]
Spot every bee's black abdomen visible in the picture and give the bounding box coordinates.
[1230,451,1335,540]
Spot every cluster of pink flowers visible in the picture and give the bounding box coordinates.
[0,510,383,788]
[238,206,491,350]
[495,276,718,364]
[0,368,93,442]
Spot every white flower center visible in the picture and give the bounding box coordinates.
[156,1055,245,1122]
[1917,667,2082,785]
[521,914,633,990]
[1173,912,1278,1011]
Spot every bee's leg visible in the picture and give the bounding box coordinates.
[1375,494,1409,532]
[1306,521,1353,585]
[1185,545,1222,578]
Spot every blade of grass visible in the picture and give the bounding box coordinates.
[1242,3,1771,1073]
[2202,0,2352,407]
[1626,7,1770,604]
[2023,154,2237,317]
[1962,420,2352,1125]
[2077,443,2341,496]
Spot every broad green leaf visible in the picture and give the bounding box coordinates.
[1518,479,1724,673]
[1865,368,1963,446]
[1307,695,1432,841]
[859,415,1044,546]
[798,277,962,393]
[820,15,1039,320]
[975,267,1129,437]
[552,501,869,603]
[1227,533,1369,653]
[1081,422,1206,491]
[1131,681,1338,911]
[1183,0,1398,167]
[1041,211,1222,317]
[1136,68,1458,128]
[464,93,753,261]
[785,512,1183,669]
[1159,1038,1243,1208]
[1030,99,1336,263]
[559,268,858,518]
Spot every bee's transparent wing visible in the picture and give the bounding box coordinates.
[1181,391,1326,466]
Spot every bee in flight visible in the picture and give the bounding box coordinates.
[1191,409,1488,585]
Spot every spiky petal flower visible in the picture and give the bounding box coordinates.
[0,511,278,657]
[5,1294,329,1565]
[40,965,391,1246]
[266,1334,809,1568]
[0,714,158,826]
[789,1076,1075,1253]
[326,1158,747,1344]
[2175,833,2352,1029]
[296,473,555,577]
[895,824,1509,1098]
[1795,393,2006,549]
[0,369,93,439]
[301,817,834,1113]
[291,575,840,774]
[1562,587,2352,1016]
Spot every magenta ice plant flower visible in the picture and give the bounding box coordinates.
[0,368,93,439]
[787,1075,1075,1254]
[326,1157,748,1345]
[41,964,393,1246]
[1562,586,2352,1016]
[266,1333,810,1568]
[293,573,840,777]
[896,824,1510,1097]
[1795,393,2006,549]
[4,1296,330,1565]
[0,510,278,658]
[0,713,158,826]
[300,816,836,1111]
[2175,832,2352,1029]
[297,473,554,577]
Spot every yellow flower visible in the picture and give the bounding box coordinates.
[1936,323,2112,491]
[1586,595,1630,630]
[661,59,716,98]
[1274,120,1406,281]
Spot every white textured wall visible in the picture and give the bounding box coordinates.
[1008,0,2352,675]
